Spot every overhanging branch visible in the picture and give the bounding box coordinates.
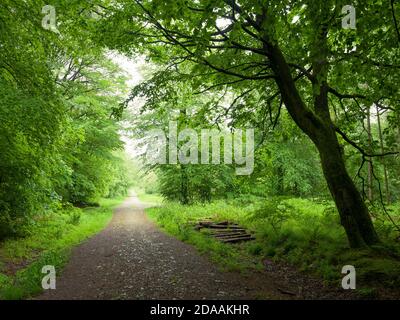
[334,126,399,158]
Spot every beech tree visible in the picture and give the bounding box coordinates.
[96,0,400,247]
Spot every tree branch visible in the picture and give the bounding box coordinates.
[334,125,399,158]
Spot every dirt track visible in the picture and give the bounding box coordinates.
[39,193,354,300]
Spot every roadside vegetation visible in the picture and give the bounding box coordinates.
[0,197,124,300]
[147,195,400,298]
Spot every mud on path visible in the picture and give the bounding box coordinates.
[39,193,353,300]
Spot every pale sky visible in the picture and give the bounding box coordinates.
[109,51,146,158]
[108,51,144,87]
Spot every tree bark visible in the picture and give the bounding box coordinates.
[376,105,390,203]
[180,165,189,205]
[366,107,374,201]
[179,109,190,205]
[315,125,380,247]
[265,41,380,248]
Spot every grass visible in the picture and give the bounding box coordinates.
[146,201,259,272]
[146,195,400,295]
[0,196,125,300]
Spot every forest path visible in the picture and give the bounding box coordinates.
[39,192,287,300]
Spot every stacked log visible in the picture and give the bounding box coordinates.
[194,220,255,243]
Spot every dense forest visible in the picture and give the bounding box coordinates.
[1,0,400,300]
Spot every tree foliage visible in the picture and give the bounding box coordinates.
[96,0,400,247]
[0,1,130,238]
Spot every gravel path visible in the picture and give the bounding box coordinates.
[39,193,359,300]
[39,193,289,300]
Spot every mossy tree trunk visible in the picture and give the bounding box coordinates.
[265,35,380,248]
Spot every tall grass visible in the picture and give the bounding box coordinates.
[147,196,400,293]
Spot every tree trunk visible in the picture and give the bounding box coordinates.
[376,105,390,203]
[180,165,189,205]
[179,109,190,205]
[314,126,380,247]
[266,41,380,248]
[366,107,374,201]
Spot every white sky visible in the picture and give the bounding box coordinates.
[109,51,145,158]
[109,51,144,87]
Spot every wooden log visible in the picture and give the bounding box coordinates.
[221,237,255,243]
[211,232,247,238]
[195,219,255,243]
[220,235,255,243]
[208,229,246,234]
[210,230,246,235]
[209,229,246,234]
[213,232,249,238]
[206,224,244,229]
[219,233,253,239]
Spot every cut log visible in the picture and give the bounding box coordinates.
[194,219,255,243]
[212,230,247,235]
[220,238,255,243]
[213,232,249,238]
[210,232,248,238]
[209,230,246,235]
[220,235,255,243]
[206,224,244,229]
[219,233,253,239]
